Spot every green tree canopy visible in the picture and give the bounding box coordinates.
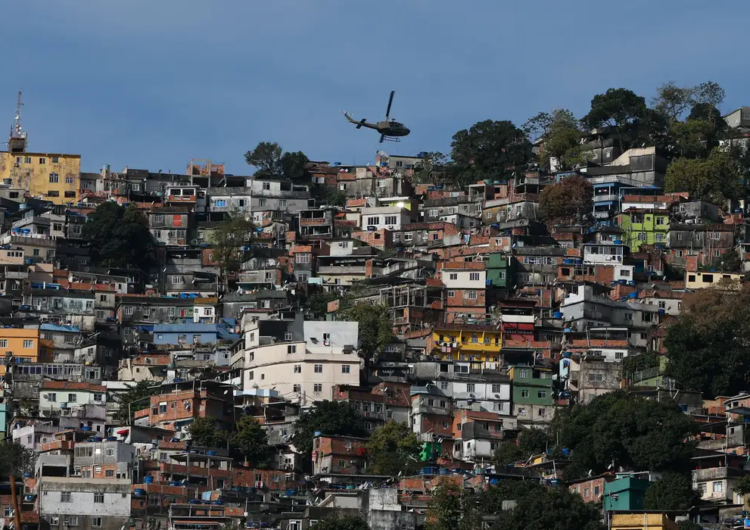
[313,514,370,530]
[665,286,750,398]
[644,473,699,511]
[412,152,454,185]
[294,401,366,457]
[584,88,648,151]
[367,421,421,476]
[210,210,255,282]
[231,416,271,466]
[539,175,593,226]
[621,351,661,377]
[552,392,697,479]
[339,303,394,362]
[450,120,532,185]
[492,485,605,530]
[188,416,229,449]
[494,429,552,466]
[244,142,309,179]
[734,474,750,496]
[426,481,480,530]
[525,109,587,170]
[82,202,155,270]
[665,149,741,202]
[0,441,35,477]
[115,381,158,424]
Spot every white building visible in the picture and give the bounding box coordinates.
[360,207,411,231]
[39,477,131,530]
[582,243,627,265]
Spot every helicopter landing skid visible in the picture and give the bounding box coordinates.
[379,135,401,143]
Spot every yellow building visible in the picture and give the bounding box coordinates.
[432,323,502,364]
[610,513,678,530]
[0,150,81,205]
[685,271,742,290]
[0,328,40,376]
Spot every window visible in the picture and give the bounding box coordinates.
[710,232,721,240]
[655,233,665,242]
[0,340,7,348]
[47,191,59,198]
[620,269,631,278]
[342,365,350,374]
[94,493,104,503]
[279,199,287,208]
[65,517,79,527]
[624,313,633,322]
[384,215,397,226]
[294,365,301,374]
[588,373,604,382]
[50,517,59,526]
[491,384,502,393]
[295,253,310,264]
[287,345,297,354]
[52,156,59,163]
[94,394,103,402]
[24,157,31,164]
[713,249,721,257]
[656,217,666,225]
[703,274,714,283]
[313,384,322,393]
[466,383,475,392]
[258,198,266,207]
[248,371,254,380]
[467,290,477,300]
[105,469,114,477]
[49,173,59,183]
[521,389,529,398]
[449,273,457,280]
[23,340,33,348]
[262,182,271,191]
[713,481,723,493]
[171,275,185,284]
[314,364,323,373]
[61,492,72,502]
[293,384,301,392]
[615,352,624,361]
[538,390,547,399]
[688,274,696,282]
[469,272,480,281]
[65,191,76,198]
[440,381,449,390]
[447,290,455,298]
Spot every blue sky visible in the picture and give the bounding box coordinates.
[1,0,748,173]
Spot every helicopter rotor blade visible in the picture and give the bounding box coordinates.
[356,119,366,130]
[379,134,386,143]
[385,91,395,120]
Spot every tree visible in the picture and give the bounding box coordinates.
[232,416,271,466]
[280,151,310,180]
[539,175,593,226]
[244,142,283,178]
[426,481,480,530]
[734,474,750,495]
[669,119,718,159]
[0,441,35,478]
[307,290,339,319]
[494,429,551,466]
[665,286,750,398]
[525,109,587,170]
[492,484,604,530]
[412,152,453,185]
[115,381,158,424]
[552,392,697,479]
[480,480,545,515]
[210,210,255,285]
[83,202,155,269]
[652,81,698,122]
[665,149,741,202]
[244,142,309,179]
[494,441,525,466]
[293,401,366,458]
[644,473,698,510]
[314,514,370,530]
[188,416,229,449]
[450,120,532,185]
[339,303,394,362]
[323,189,347,207]
[622,351,661,377]
[704,248,742,272]
[694,81,726,109]
[367,421,421,476]
[584,88,647,151]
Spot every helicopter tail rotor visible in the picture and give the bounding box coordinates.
[356,119,366,130]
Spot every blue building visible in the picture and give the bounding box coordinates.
[151,323,220,346]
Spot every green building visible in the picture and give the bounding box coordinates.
[510,366,554,406]
[487,253,514,290]
[619,210,669,251]
[603,476,651,511]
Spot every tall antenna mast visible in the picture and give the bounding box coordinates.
[13,90,23,138]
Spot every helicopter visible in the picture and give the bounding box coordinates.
[342,91,411,143]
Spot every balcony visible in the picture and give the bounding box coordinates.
[159,462,231,479]
[593,194,618,203]
[693,467,747,482]
[317,265,366,275]
[300,217,330,226]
